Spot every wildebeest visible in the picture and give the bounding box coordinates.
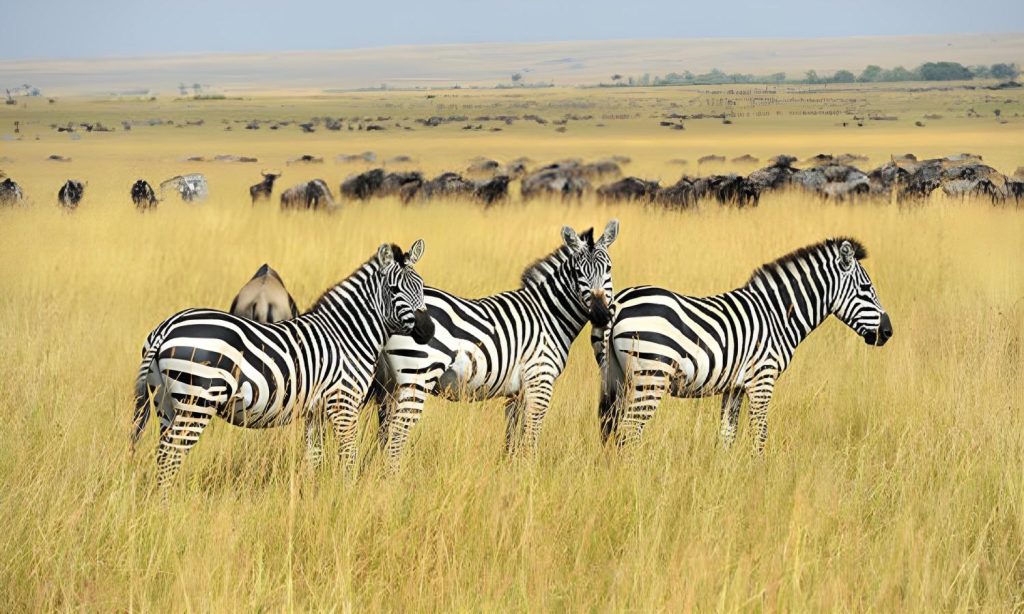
[229,264,300,324]
[57,180,85,209]
[655,177,699,208]
[160,174,208,202]
[597,177,660,203]
[0,177,24,205]
[792,164,870,201]
[414,172,475,200]
[249,170,281,204]
[747,155,799,192]
[131,180,158,208]
[340,169,386,200]
[693,174,761,206]
[379,171,424,197]
[280,179,337,210]
[473,175,511,206]
[520,162,591,200]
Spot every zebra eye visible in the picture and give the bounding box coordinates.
[859,283,873,292]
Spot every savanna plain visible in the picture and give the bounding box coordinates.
[1,83,1023,611]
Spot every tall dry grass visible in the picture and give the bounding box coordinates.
[0,184,1022,610]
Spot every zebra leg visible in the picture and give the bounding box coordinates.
[616,367,671,448]
[503,396,524,456]
[520,375,555,456]
[325,394,362,475]
[375,397,392,453]
[305,413,326,470]
[155,402,213,491]
[745,382,775,455]
[719,388,744,449]
[384,383,427,474]
[598,384,621,445]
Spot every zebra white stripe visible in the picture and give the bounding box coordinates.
[594,238,892,452]
[373,221,618,472]
[132,241,434,489]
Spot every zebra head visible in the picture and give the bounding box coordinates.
[561,219,619,327]
[831,239,892,346]
[376,240,434,344]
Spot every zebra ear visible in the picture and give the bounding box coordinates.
[561,226,583,252]
[407,239,425,265]
[598,219,619,247]
[839,241,856,271]
[377,243,395,267]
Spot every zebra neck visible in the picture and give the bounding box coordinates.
[310,264,388,347]
[745,265,834,354]
[521,270,589,346]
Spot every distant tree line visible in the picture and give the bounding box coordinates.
[604,62,1019,87]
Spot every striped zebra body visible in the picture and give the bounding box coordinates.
[133,242,433,489]
[374,221,618,471]
[594,238,892,452]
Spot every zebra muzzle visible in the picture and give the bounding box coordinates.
[589,290,613,328]
[411,309,435,344]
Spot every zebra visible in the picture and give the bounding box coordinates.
[373,220,618,472]
[132,241,434,490]
[593,238,892,453]
[160,173,208,202]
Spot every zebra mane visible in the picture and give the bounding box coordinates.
[520,228,594,287]
[746,237,868,286]
[308,244,402,312]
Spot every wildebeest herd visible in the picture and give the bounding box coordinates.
[0,152,1021,211]
[599,153,1024,206]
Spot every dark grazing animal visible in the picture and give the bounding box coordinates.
[249,171,281,204]
[379,171,424,197]
[230,264,300,324]
[280,179,336,210]
[699,174,761,206]
[0,177,25,205]
[520,163,590,200]
[340,169,386,200]
[597,177,660,203]
[474,175,511,206]
[131,180,158,208]
[57,180,85,209]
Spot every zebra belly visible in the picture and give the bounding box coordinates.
[435,346,504,400]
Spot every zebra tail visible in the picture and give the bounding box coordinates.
[592,307,623,444]
[131,335,163,449]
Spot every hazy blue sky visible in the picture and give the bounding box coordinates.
[3,0,1022,60]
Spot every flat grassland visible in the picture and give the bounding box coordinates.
[1,84,1022,611]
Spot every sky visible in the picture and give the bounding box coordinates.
[3,0,1023,60]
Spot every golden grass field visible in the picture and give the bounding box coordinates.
[1,85,1023,611]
